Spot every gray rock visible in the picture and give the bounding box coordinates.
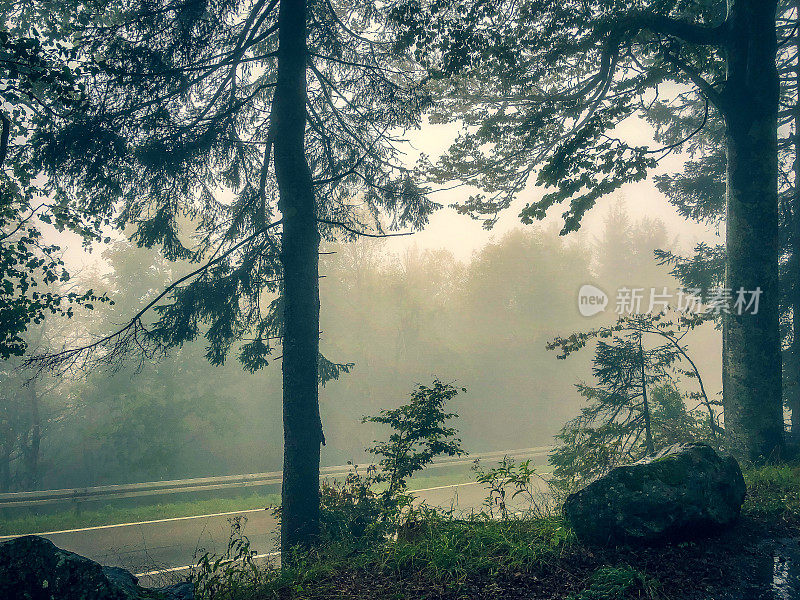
[0,535,194,600]
[563,442,747,545]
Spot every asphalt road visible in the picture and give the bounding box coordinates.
[0,480,546,587]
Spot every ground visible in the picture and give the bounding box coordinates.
[258,517,797,599]
[199,464,800,600]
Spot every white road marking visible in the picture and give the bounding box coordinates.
[1,482,484,540]
[0,508,271,540]
[134,551,281,577]
[409,481,480,493]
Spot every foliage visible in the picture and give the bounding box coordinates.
[270,380,465,544]
[318,466,388,543]
[743,463,800,522]
[472,456,548,520]
[548,312,718,490]
[25,0,434,378]
[0,1,113,358]
[363,380,466,503]
[191,516,269,600]
[10,218,697,491]
[390,0,727,232]
[567,566,658,600]
[184,465,798,599]
[50,241,236,485]
[647,2,796,311]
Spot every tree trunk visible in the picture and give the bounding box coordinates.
[789,0,800,444]
[23,381,40,489]
[639,335,654,454]
[722,0,784,460]
[273,0,323,553]
[0,428,11,492]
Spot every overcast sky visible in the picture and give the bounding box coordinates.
[60,115,722,274]
[382,117,722,261]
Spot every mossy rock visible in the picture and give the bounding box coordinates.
[0,535,193,600]
[563,443,746,545]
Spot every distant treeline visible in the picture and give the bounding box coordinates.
[0,203,721,491]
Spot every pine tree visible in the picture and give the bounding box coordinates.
[27,0,434,550]
[548,312,717,490]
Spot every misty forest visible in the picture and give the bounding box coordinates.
[2,0,800,599]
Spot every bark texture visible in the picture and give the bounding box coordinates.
[789,0,800,444]
[722,0,784,460]
[273,0,323,552]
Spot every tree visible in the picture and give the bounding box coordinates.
[548,311,716,490]
[28,0,433,550]
[363,379,465,502]
[0,326,54,491]
[0,1,113,358]
[651,2,800,442]
[393,0,784,460]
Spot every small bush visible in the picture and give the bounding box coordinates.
[190,516,270,599]
[318,466,387,543]
[473,455,550,519]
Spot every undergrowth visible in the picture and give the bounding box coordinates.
[566,566,658,600]
[742,462,800,521]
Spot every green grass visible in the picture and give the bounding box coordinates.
[743,462,800,520]
[246,513,575,599]
[0,492,280,536]
[566,566,658,600]
[377,514,571,583]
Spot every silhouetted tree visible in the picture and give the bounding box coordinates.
[28,0,433,550]
[548,311,716,490]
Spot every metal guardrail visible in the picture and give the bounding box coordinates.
[0,446,553,509]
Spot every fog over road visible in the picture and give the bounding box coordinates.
[1,480,546,586]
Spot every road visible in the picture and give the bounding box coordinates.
[0,481,542,586]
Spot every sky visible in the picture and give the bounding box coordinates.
[382,117,722,262]
[59,114,722,279]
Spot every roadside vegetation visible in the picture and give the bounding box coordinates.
[0,463,501,536]
[185,383,800,600]
[184,463,800,600]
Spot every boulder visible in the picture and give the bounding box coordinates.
[563,442,746,545]
[0,535,194,600]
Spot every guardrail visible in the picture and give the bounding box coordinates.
[0,446,553,509]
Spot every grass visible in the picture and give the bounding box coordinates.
[241,513,575,599]
[0,492,280,536]
[742,462,800,520]
[566,566,658,600]
[378,514,571,582]
[191,461,800,600]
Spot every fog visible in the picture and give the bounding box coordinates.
[2,201,722,490]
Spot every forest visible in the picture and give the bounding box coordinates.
[2,0,800,599]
